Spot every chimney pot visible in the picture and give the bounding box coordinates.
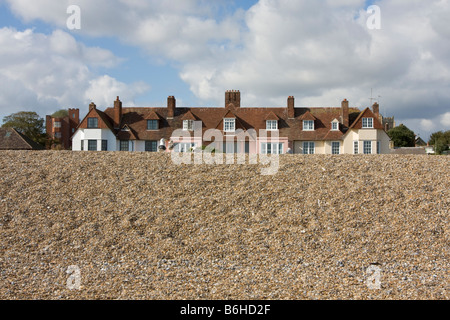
[114,97,122,129]
[287,96,295,119]
[225,90,241,108]
[167,96,176,119]
[341,99,349,127]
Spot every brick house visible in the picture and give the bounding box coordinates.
[46,109,80,149]
[71,91,392,154]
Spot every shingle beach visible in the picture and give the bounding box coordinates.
[0,151,448,300]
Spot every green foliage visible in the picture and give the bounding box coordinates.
[428,130,450,145]
[429,130,450,155]
[2,111,46,146]
[387,124,416,148]
[51,109,69,118]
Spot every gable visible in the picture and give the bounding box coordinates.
[145,111,161,120]
[349,108,384,130]
[78,108,115,131]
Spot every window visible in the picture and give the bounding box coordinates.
[354,141,359,155]
[145,141,158,152]
[147,120,159,131]
[363,141,372,154]
[54,121,62,128]
[81,141,84,151]
[87,118,98,128]
[120,140,129,151]
[303,120,314,131]
[101,140,108,151]
[332,142,340,155]
[72,128,75,133]
[331,122,339,131]
[377,141,381,154]
[266,120,278,131]
[303,142,315,154]
[55,132,62,139]
[183,120,194,131]
[88,140,97,151]
[362,118,374,128]
[261,143,283,154]
[174,143,196,152]
[224,118,236,133]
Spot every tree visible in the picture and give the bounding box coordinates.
[2,111,46,146]
[51,109,69,118]
[429,130,450,155]
[387,124,416,148]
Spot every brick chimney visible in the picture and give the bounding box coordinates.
[372,102,381,122]
[341,99,349,127]
[287,96,295,119]
[113,96,122,129]
[167,96,176,119]
[89,102,96,111]
[225,90,240,108]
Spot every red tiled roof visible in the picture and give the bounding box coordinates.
[265,111,280,121]
[144,111,161,120]
[0,128,44,150]
[94,103,366,142]
[349,108,384,130]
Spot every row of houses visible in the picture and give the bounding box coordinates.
[62,90,393,155]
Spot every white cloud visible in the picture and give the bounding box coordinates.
[420,119,435,131]
[84,75,150,108]
[441,112,450,127]
[0,27,146,119]
[2,0,450,138]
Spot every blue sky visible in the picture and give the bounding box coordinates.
[0,0,449,140]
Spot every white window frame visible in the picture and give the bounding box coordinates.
[354,141,359,155]
[331,121,339,131]
[303,142,315,154]
[266,120,278,131]
[303,120,314,131]
[362,118,374,129]
[174,142,197,153]
[363,141,372,154]
[332,141,340,155]
[261,143,283,155]
[183,120,194,131]
[224,118,236,133]
[54,121,62,128]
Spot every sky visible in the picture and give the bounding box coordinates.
[0,0,449,141]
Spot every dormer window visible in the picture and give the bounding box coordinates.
[331,120,339,131]
[183,120,194,131]
[266,120,278,131]
[362,118,374,129]
[147,120,159,130]
[303,120,314,131]
[224,118,235,133]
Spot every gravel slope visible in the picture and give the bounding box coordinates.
[0,151,448,300]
